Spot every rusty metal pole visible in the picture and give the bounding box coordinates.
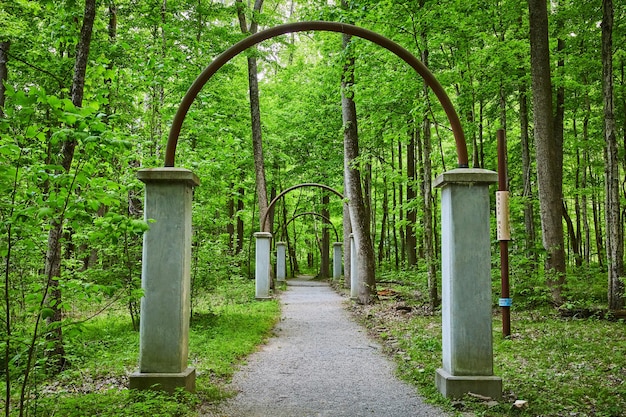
[496,129,511,338]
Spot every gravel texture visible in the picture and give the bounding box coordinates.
[203,276,448,417]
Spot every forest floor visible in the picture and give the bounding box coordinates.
[200,275,448,417]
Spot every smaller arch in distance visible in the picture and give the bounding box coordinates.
[262,183,344,232]
[165,21,469,168]
[280,211,340,243]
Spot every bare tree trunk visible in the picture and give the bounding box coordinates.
[602,0,624,310]
[528,0,566,304]
[342,31,376,304]
[236,0,268,232]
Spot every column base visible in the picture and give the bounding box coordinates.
[435,368,502,400]
[129,367,196,393]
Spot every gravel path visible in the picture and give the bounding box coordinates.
[203,276,448,417]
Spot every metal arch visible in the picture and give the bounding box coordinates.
[280,212,340,242]
[164,21,469,168]
[261,183,344,232]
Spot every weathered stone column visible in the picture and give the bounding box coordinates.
[255,232,272,300]
[433,168,502,400]
[276,241,287,283]
[350,233,358,299]
[333,242,342,280]
[130,168,199,393]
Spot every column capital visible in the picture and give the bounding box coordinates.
[137,167,200,187]
[254,232,273,239]
[433,168,497,189]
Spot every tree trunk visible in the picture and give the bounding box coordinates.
[397,141,405,265]
[43,0,96,373]
[227,185,236,253]
[602,0,624,310]
[528,0,566,305]
[236,0,268,232]
[406,127,418,266]
[391,143,399,269]
[583,84,592,264]
[519,83,537,267]
[342,31,376,304]
[0,41,9,117]
[377,176,389,264]
[420,37,438,309]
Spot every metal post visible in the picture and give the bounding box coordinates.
[497,129,511,338]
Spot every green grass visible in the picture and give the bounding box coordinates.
[356,277,626,417]
[17,278,280,417]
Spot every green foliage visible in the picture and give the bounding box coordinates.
[355,293,626,417]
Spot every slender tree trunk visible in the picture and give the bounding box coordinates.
[341,31,376,304]
[592,188,605,266]
[583,84,592,264]
[406,127,417,266]
[43,0,96,373]
[0,41,9,117]
[377,177,389,264]
[236,0,268,232]
[227,185,236,253]
[420,37,438,309]
[519,84,537,266]
[528,0,566,304]
[573,117,584,267]
[397,141,405,265]
[391,142,399,269]
[602,0,624,310]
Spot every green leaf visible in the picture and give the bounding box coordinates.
[38,207,55,218]
[41,307,55,319]
[0,144,21,157]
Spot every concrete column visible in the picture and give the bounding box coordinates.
[130,168,199,393]
[255,232,272,300]
[433,168,502,400]
[276,241,287,283]
[349,233,358,299]
[333,242,342,280]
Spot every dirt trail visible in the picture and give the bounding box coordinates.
[202,276,448,417]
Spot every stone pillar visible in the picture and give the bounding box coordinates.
[255,232,272,300]
[130,168,199,393]
[276,241,287,283]
[333,242,342,280]
[433,168,502,400]
[350,233,358,299]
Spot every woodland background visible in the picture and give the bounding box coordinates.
[1,0,626,415]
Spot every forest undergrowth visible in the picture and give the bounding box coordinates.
[346,267,626,417]
[4,278,280,417]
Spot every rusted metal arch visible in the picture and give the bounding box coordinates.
[279,212,340,243]
[164,21,469,168]
[261,183,344,232]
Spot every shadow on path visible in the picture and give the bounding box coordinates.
[202,276,448,417]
